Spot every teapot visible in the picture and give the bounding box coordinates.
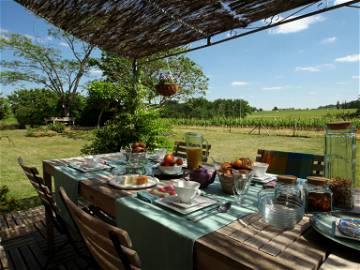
[189,167,216,189]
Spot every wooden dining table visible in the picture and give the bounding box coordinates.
[42,154,360,270]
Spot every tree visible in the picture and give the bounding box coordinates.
[91,50,208,106]
[8,88,58,128]
[0,30,94,116]
[87,81,126,128]
[0,95,10,120]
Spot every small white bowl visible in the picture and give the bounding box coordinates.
[252,162,269,178]
[159,165,183,175]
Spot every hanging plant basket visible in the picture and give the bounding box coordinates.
[155,83,180,96]
[155,72,180,97]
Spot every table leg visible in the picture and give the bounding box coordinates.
[43,162,54,253]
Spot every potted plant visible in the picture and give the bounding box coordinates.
[155,72,180,96]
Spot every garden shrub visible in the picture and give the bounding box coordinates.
[8,88,58,128]
[48,122,66,133]
[0,96,10,120]
[0,186,19,213]
[82,108,171,154]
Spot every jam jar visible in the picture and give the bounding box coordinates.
[306,176,332,212]
[274,175,302,203]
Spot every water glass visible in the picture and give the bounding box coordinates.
[233,174,250,205]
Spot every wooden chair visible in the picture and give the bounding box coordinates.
[173,141,211,162]
[59,187,141,270]
[17,157,89,266]
[256,149,324,178]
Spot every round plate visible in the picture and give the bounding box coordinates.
[311,213,360,251]
[108,175,159,190]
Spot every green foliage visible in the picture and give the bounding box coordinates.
[82,108,170,154]
[87,81,126,127]
[162,98,255,118]
[0,185,19,213]
[91,50,208,105]
[48,122,65,133]
[8,88,58,128]
[0,95,11,119]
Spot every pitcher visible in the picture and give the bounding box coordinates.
[185,132,208,170]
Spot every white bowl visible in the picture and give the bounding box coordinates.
[252,162,269,178]
[159,165,183,175]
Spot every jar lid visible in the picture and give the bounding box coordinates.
[326,122,351,130]
[277,175,297,184]
[307,176,329,185]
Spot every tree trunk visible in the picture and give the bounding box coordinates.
[97,109,104,128]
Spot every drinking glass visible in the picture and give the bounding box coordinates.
[233,174,250,205]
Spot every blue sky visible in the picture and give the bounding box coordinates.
[0,0,359,110]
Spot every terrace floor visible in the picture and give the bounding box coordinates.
[0,207,98,270]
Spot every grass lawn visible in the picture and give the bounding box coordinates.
[1,126,359,200]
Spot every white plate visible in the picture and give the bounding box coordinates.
[69,161,110,172]
[108,175,159,190]
[155,195,217,215]
[251,174,276,183]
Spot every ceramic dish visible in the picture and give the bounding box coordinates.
[108,175,159,190]
[311,212,360,251]
[155,195,217,215]
[69,160,110,172]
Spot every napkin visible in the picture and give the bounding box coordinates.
[332,218,360,241]
[137,191,159,203]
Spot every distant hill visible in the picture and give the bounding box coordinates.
[318,98,360,109]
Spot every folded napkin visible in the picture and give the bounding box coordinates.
[136,191,159,203]
[332,218,360,241]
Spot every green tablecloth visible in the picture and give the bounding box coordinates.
[53,165,112,226]
[115,181,260,270]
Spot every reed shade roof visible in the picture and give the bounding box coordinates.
[15,0,319,58]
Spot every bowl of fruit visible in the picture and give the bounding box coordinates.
[159,154,184,175]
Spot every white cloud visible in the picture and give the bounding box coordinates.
[308,91,317,95]
[0,27,8,33]
[295,63,335,72]
[321,36,336,44]
[335,54,360,63]
[334,0,350,5]
[59,42,69,47]
[295,66,320,72]
[262,86,284,90]
[231,81,249,86]
[352,75,360,80]
[89,68,103,76]
[269,15,325,34]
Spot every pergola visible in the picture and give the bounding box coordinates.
[14,0,360,61]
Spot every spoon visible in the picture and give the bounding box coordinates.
[189,202,232,223]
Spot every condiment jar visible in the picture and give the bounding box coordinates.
[305,176,332,212]
[275,175,302,203]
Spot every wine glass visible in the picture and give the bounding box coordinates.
[233,173,250,205]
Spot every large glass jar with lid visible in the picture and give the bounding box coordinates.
[274,175,303,203]
[305,176,332,212]
[325,122,356,209]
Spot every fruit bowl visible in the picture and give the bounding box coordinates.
[158,165,183,175]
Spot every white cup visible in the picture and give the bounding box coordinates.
[252,162,269,178]
[173,180,201,204]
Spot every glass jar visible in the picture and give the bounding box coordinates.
[274,175,302,203]
[305,176,332,212]
[325,122,356,209]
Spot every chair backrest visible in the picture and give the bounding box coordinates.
[59,187,141,270]
[256,149,324,178]
[17,157,57,217]
[173,141,211,162]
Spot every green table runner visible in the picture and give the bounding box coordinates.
[115,181,260,270]
[53,165,112,226]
